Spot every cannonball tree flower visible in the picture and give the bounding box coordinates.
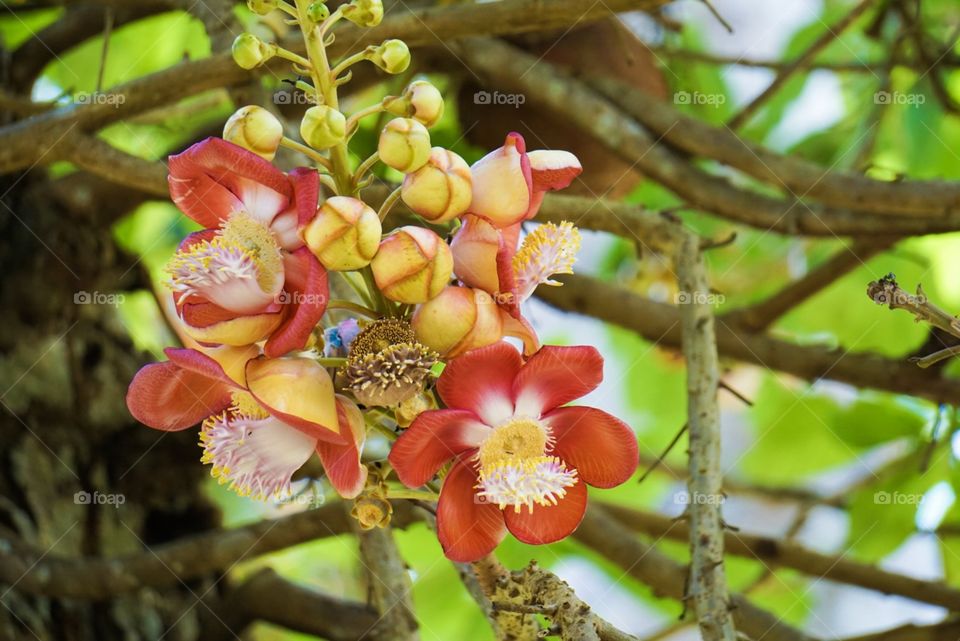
[166,137,328,357]
[449,215,581,354]
[388,342,638,562]
[126,348,366,499]
[468,132,582,228]
[411,285,504,357]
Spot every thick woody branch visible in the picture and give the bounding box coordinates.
[603,504,960,611]
[0,0,669,174]
[456,37,960,236]
[536,274,960,404]
[590,76,960,219]
[675,234,736,641]
[351,519,420,641]
[202,568,384,641]
[574,506,816,641]
[0,500,418,600]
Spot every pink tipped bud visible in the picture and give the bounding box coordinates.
[370,226,453,303]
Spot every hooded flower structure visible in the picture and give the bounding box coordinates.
[388,342,638,562]
[165,137,328,358]
[126,346,366,499]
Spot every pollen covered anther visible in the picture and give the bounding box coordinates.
[513,221,581,301]
[475,417,578,512]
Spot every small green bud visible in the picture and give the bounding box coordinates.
[232,33,275,70]
[307,1,330,22]
[370,39,410,74]
[301,105,347,150]
[378,117,431,173]
[384,80,444,128]
[343,0,383,27]
[246,0,278,15]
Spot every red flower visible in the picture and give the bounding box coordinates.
[126,346,366,499]
[166,137,328,357]
[388,342,637,562]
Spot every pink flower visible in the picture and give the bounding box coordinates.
[126,346,366,499]
[450,215,581,354]
[388,342,637,562]
[467,132,581,228]
[166,137,328,357]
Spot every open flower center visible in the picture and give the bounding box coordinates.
[199,399,316,499]
[512,221,580,302]
[475,417,577,513]
[166,211,284,312]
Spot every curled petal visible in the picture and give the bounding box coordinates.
[545,406,638,488]
[246,357,341,442]
[198,344,260,386]
[513,345,604,417]
[126,353,233,431]
[502,478,587,545]
[527,150,582,193]
[179,301,282,347]
[264,248,329,358]
[168,138,292,228]
[389,409,489,488]
[468,132,532,228]
[436,341,521,426]
[501,311,540,357]
[437,457,507,562]
[316,395,368,499]
[450,215,502,294]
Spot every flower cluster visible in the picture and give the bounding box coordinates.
[125,0,638,561]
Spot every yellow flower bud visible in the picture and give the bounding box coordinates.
[351,495,392,530]
[370,39,410,74]
[384,80,445,128]
[378,118,430,173]
[302,197,382,271]
[371,226,453,304]
[300,105,346,150]
[412,286,504,357]
[401,148,472,223]
[246,0,278,15]
[232,33,275,70]
[223,106,283,161]
[343,0,383,27]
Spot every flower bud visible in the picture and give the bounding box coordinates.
[302,196,382,271]
[343,0,383,27]
[301,105,346,150]
[412,286,503,357]
[351,495,392,529]
[247,0,278,15]
[401,148,472,223]
[395,392,432,427]
[370,39,410,74]
[371,226,453,303]
[378,118,430,173]
[223,106,283,161]
[307,1,330,22]
[384,80,444,128]
[232,33,275,70]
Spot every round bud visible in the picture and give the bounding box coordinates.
[371,226,453,303]
[302,197,382,271]
[384,80,445,128]
[307,1,330,22]
[401,148,472,223]
[301,105,346,150]
[223,106,283,161]
[232,33,275,70]
[378,118,431,173]
[370,39,410,74]
[343,0,383,27]
[411,286,504,357]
